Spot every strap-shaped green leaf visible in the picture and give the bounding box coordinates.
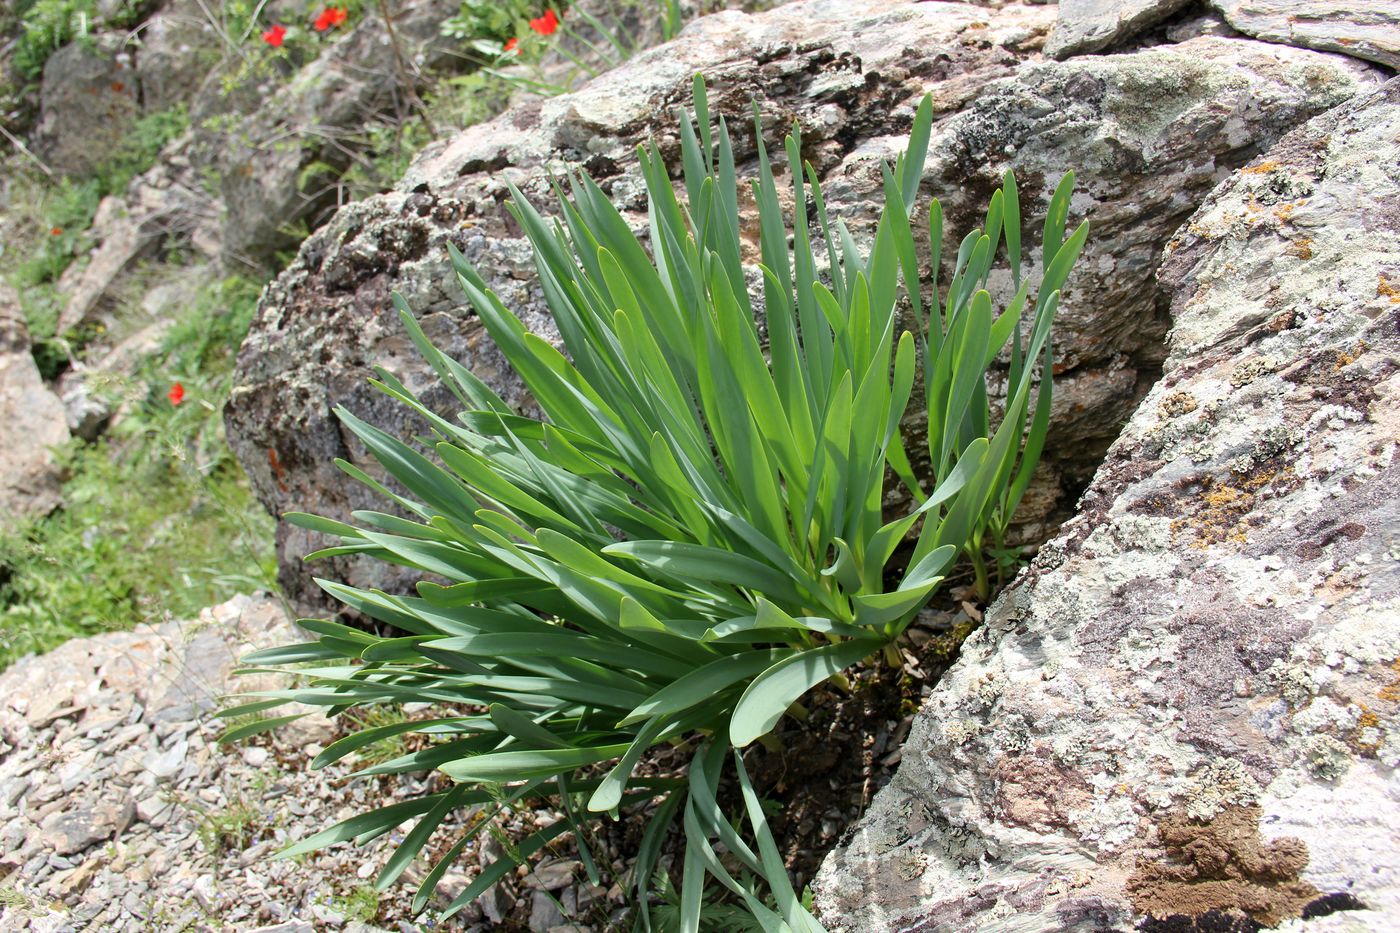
[730,640,880,747]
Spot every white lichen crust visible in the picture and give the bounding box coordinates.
[815,79,1400,932]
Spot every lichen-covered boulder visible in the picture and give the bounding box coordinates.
[32,36,141,178]
[226,0,1381,616]
[814,77,1400,933]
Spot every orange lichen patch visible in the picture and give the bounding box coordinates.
[1127,806,1318,928]
[1378,658,1400,703]
[1272,199,1308,224]
[1241,160,1281,175]
[1352,707,1382,756]
[1333,340,1369,370]
[1379,275,1400,304]
[1287,237,1313,260]
[1172,468,1294,550]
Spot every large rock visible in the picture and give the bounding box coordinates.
[1047,0,1400,68]
[1214,0,1400,70]
[1045,0,1194,59]
[814,78,1400,932]
[32,37,141,178]
[226,0,1381,616]
[134,0,222,114]
[0,283,70,529]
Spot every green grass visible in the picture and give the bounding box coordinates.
[0,274,277,669]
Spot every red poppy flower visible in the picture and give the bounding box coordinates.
[313,6,348,31]
[50,226,62,236]
[168,383,185,406]
[528,9,559,35]
[504,37,519,53]
[262,24,287,47]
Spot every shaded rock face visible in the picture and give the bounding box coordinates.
[0,284,70,529]
[226,0,1381,616]
[814,77,1400,932]
[33,37,141,178]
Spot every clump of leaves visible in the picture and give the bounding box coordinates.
[225,76,1085,930]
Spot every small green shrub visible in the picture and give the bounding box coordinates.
[228,77,1085,929]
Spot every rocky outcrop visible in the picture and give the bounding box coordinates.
[1044,0,1194,59]
[32,37,141,178]
[814,77,1400,932]
[0,593,610,931]
[1213,0,1400,69]
[215,0,464,269]
[55,150,220,334]
[1048,0,1400,67]
[224,0,1382,616]
[133,0,222,115]
[0,283,70,529]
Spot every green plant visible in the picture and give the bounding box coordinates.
[472,1,684,99]
[226,77,1085,929]
[12,0,145,79]
[327,885,382,923]
[194,797,264,853]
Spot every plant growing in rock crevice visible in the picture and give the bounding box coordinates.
[223,75,1085,929]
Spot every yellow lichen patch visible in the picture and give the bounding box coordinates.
[1172,467,1294,549]
[1241,160,1281,175]
[1378,658,1400,703]
[1352,706,1382,756]
[1379,275,1400,304]
[1333,339,1369,370]
[1272,199,1308,224]
[1287,237,1313,260]
[1157,390,1199,419]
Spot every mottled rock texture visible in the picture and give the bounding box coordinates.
[32,37,141,178]
[1213,0,1400,70]
[1047,0,1400,68]
[1045,0,1194,58]
[226,0,1381,616]
[0,283,70,529]
[814,77,1400,933]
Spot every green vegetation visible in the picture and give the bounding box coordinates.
[12,0,146,80]
[9,105,189,348]
[0,274,276,668]
[327,885,382,923]
[223,76,1086,929]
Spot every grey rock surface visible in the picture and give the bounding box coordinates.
[1045,0,1193,59]
[32,37,141,178]
[225,0,1382,616]
[1212,0,1400,69]
[134,0,222,114]
[814,77,1400,933]
[0,282,70,529]
[0,594,594,931]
